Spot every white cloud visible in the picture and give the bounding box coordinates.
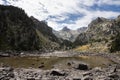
[97,0,120,6]
[79,0,96,6]
[0,0,120,30]
[48,21,62,30]
[61,10,119,30]
[0,0,4,4]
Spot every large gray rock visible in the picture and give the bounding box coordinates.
[74,63,89,71]
[50,70,66,76]
[108,74,119,79]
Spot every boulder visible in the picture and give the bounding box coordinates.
[108,74,119,79]
[27,78,35,80]
[75,63,89,70]
[38,65,45,68]
[84,77,93,80]
[83,72,93,77]
[73,78,81,80]
[50,70,66,76]
[67,62,72,66]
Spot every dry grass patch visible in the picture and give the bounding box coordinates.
[74,42,109,52]
[75,44,90,51]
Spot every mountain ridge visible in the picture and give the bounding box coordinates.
[74,15,120,52]
[53,27,87,42]
[0,5,73,52]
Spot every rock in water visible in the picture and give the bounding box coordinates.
[75,63,89,70]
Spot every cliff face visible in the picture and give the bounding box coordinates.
[74,16,120,52]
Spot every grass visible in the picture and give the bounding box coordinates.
[75,44,90,51]
[0,56,115,70]
[36,29,49,45]
[74,42,109,53]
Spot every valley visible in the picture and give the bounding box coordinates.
[0,4,120,80]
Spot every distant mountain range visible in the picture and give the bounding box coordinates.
[53,27,87,42]
[0,5,120,53]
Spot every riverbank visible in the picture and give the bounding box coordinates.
[0,51,120,80]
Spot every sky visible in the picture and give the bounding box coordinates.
[0,0,120,30]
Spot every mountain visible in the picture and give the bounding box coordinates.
[53,27,87,42]
[74,16,120,52]
[31,17,74,50]
[0,5,40,51]
[61,27,71,31]
[0,5,67,51]
[30,17,62,51]
[77,27,88,33]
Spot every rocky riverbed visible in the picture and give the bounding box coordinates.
[0,64,120,80]
[0,51,120,80]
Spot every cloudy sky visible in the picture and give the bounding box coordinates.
[0,0,120,30]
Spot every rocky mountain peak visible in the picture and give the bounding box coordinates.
[88,17,108,27]
[61,27,71,32]
[116,15,120,21]
[117,15,120,18]
[96,17,107,22]
[53,27,87,42]
[74,15,120,52]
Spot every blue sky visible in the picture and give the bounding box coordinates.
[0,0,120,30]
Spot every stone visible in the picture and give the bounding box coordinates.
[67,62,72,66]
[73,78,81,80]
[38,65,45,68]
[75,63,89,70]
[83,72,93,77]
[108,74,119,79]
[50,70,66,76]
[27,78,35,80]
[84,77,93,80]
[8,73,15,78]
